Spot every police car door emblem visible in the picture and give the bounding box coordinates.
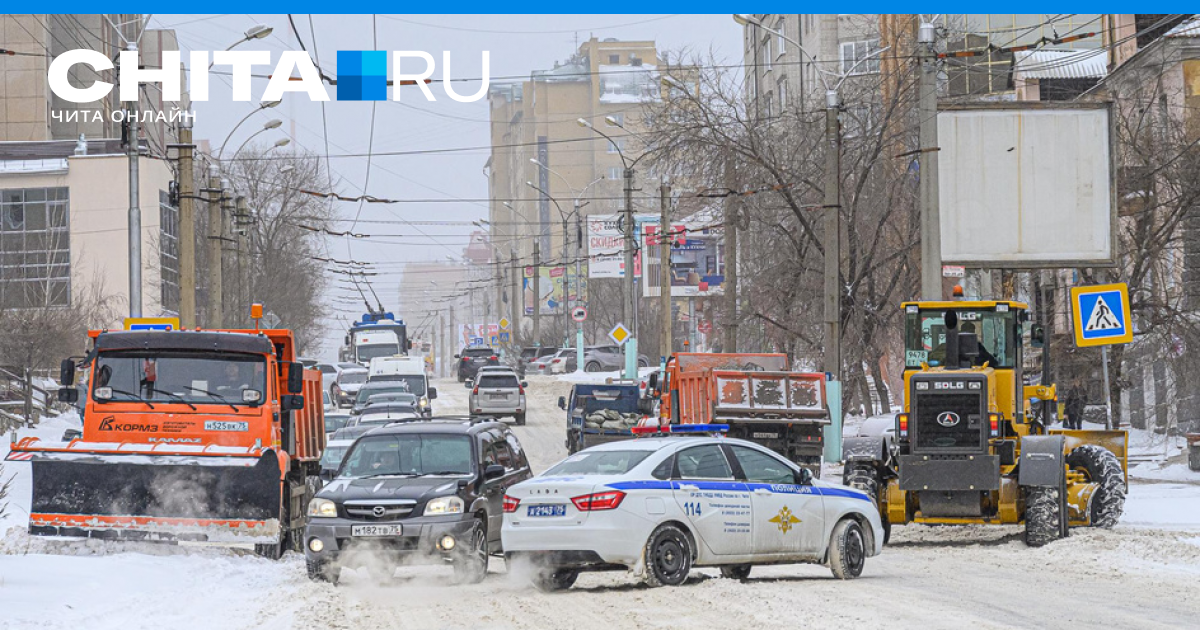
[936,411,961,428]
[768,506,801,533]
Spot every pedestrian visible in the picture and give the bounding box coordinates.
[1064,384,1084,430]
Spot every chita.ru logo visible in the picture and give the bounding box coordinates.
[47,49,490,104]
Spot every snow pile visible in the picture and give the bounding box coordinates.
[554,367,657,384]
[1,410,82,534]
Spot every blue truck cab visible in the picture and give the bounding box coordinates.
[559,381,652,454]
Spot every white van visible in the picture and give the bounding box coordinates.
[367,356,435,416]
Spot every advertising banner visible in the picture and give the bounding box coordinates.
[642,219,725,297]
[586,214,655,278]
[523,264,588,314]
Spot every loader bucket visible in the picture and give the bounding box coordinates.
[17,447,282,543]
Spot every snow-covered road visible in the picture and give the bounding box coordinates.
[4,376,1200,630]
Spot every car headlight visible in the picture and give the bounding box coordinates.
[423,495,464,516]
[308,498,337,518]
[419,397,429,408]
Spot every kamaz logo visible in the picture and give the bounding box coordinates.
[98,416,158,432]
[936,411,962,427]
[933,382,965,390]
[148,437,202,444]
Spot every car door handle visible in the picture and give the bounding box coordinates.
[678,484,699,491]
[753,487,772,495]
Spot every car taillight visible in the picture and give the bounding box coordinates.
[897,413,908,439]
[518,385,525,394]
[551,359,561,364]
[472,386,479,395]
[489,355,498,361]
[571,490,625,511]
[503,495,520,513]
[462,357,470,363]
[989,413,1000,438]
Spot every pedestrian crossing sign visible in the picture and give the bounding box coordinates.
[1070,283,1133,347]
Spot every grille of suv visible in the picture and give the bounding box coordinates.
[341,499,416,520]
[913,392,983,450]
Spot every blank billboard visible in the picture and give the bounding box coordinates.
[938,104,1114,267]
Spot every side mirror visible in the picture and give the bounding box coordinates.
[520,381,528,389]
[454,354,461,359]
[484,464,506,480]
[58,388,79,404]
[319,469,334,483]
[1030,324,1046,349]
[60,359,76,387]
[647,372,659,390]
[464,379,473,389]
[287,362,304,394]
[427,387,438,400]
[281,394,305,411]
[796,468,814,486]
[557,396,567,410]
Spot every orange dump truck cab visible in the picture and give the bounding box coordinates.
[653,353,830,475]
[6,328,325,557]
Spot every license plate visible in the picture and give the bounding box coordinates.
[205,420,249,432]
[752,432,779,439]
[489,393,507,399]
[352,524,402,536]
[526,504,566,517]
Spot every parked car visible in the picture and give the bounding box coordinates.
[502,429,883,591]
[305,419,534,584]
[531,348,577,374]
[325,411,352,440]
[521,346,558,372]
[332,366,369,407]
[468,371,528,425]
[582,345,651,372]
[456,347,500,382]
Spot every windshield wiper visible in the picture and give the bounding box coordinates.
[180,385,238,412]
[358,472,419,479]
[103,387,155,409]
[419,471,470,476]
[149,387,198,411]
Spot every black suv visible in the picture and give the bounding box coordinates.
[456,347,499,382]
[304,418,533,584]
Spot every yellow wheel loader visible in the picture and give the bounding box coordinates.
[842,300,1127,547]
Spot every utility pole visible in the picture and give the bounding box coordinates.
[622,166,637,378]
[220,179,234,325]
[724,156,739,353]
[574,213,584,369]
[510,250,519,348]
[177,118,196,328]
[206,167,223,328]
[236,195,250,321]
[918,19,942,301]
[126,42,142,318]
[659,180,673,362]
[532,240,541,348]
[562,215,570,346]
[823,89,842,384]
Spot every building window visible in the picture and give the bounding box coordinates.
[776,18,787,56]
[607,138,627,154]
[605,113,625,127]
[159,190,180,314]
[841,40,881,75]
[608,166,623,180]
[763,93,773,119]
[778,78,787,109]
[0,187,70,309]
[762,36,772,71]
[609,54,621,64]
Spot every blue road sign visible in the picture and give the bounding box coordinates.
[1070,283,1132,347]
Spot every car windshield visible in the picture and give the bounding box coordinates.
[904,308,1016,369]
[476,374,520,388]
[325,414,349,433]
[369,374,426,393]
[338,371,367,385]
[93,351,266,405]
[320,443,351,468]
[356,383,412,404]
[356,343,400,363]
[544,450,653,476]
[340,434,473,478]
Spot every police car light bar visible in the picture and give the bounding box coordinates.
[630,424,730,436]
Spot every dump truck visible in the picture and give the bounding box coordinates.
[842,300,1128,547]
[6,317,325,558]
[560,380,654,454]
[650,353,829,475]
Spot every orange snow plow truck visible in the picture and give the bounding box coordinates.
[6,324,325,558]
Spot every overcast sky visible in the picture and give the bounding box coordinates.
[149,14,742,360]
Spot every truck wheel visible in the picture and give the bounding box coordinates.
[828,518,866,579]
[1023,486,1063,547]
[1191,444,1200,472]
[566,431,581,454]
[843,462,890,544]
[453,521,489,584]
[255,538,284,560]
[638,358,649,368]
[1067,445,1126,528]
[532,568,579,592]
[719,564,752,580]
[306,559,339,584]
[643,524,692,587]
[515,413,526,426]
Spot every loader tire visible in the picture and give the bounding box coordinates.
[843,462,890,544]
[1067,445,1126,528]
[1023,486,1063,548]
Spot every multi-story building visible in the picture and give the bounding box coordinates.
[486,37,661,334]
[1,14,187,323]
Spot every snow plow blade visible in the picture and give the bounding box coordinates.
[9,439,282,543]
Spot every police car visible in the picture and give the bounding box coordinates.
[501,425,883,590]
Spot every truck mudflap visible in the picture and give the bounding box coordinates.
[8,438,282,543]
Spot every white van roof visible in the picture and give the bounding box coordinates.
[368,355,426,375]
